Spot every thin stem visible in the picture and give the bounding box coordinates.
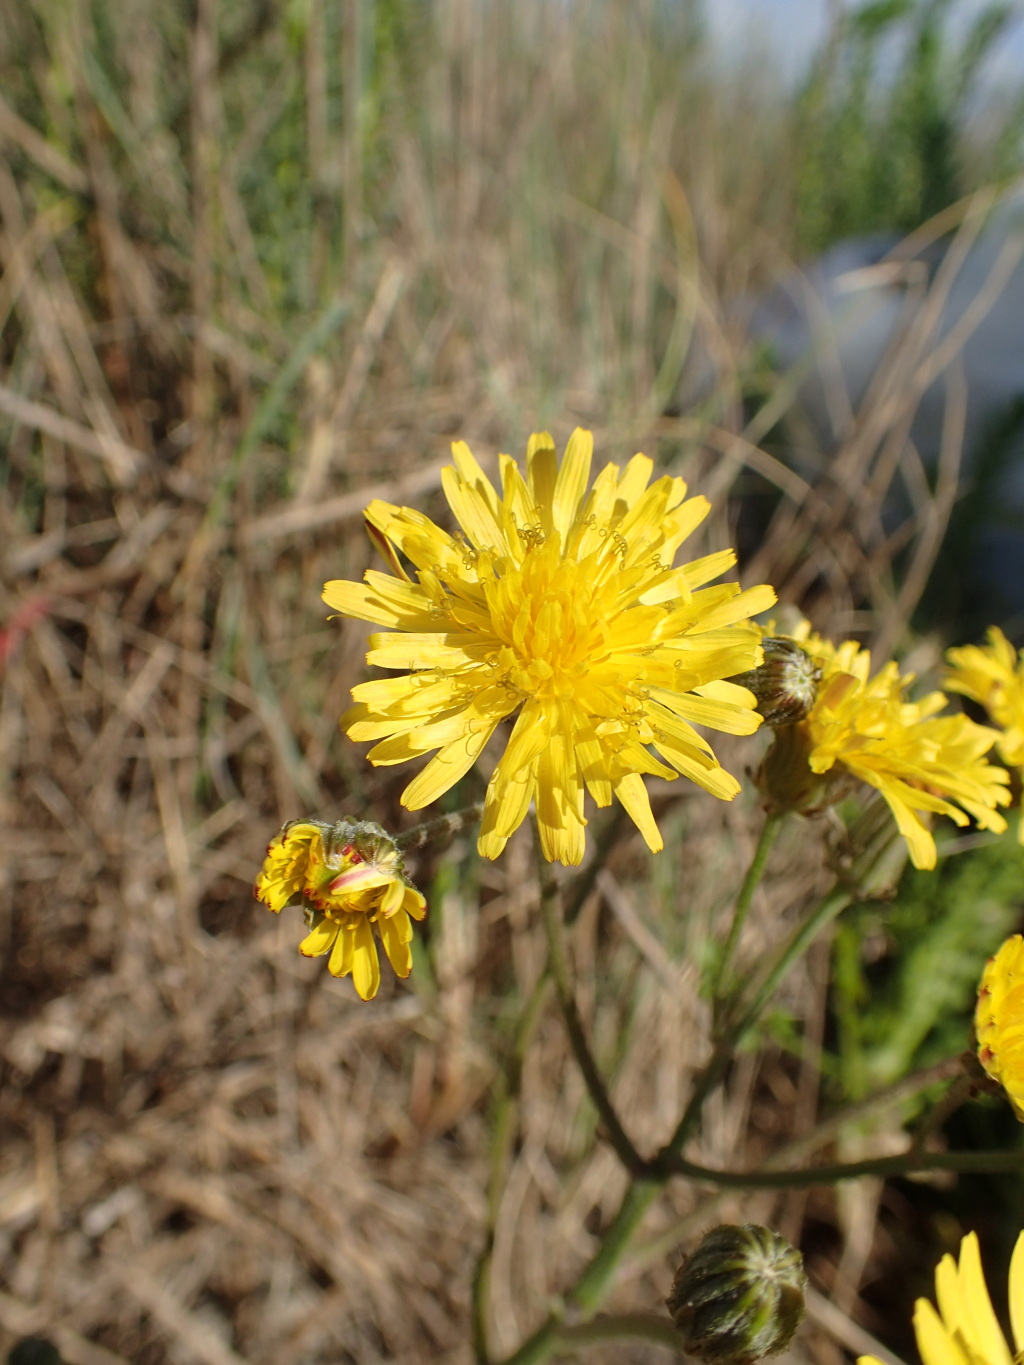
[498,1180,665,1365]
[653,1145,1023,1186]
[907,1072,975,1159]
[395,802,485,852]
[501,876,859,1365]
[725,884,853,1042]
[556,1314,687,1352]
[655,883,851,1166]
[533,825,646,1177]
[711,810,785,1003]
[631,1054,965,1273]
[569,1177,662,1313]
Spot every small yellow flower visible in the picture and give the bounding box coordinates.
[759,627,1009,870]
[255,819,426,1001]
[946,628,1024,843]
[976,934,1024,1120]
[324,429,776,865]
[858,1230,1024,1365]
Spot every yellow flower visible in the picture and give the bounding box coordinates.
[946,628,1024,843]
[762,628,1009,870]
[858,1231,1024,1365]
[976,934,1024,1120]
[254,819,426,1001]
[324,429,776,864]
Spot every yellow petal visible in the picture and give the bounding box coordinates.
[615,453,654,508]
[351,917,381,1000]
[443,459,506,555]
[480,758,536,854]
[692,582,777,631]
[450,440,501,513]
[914,1298,969,1365]
[535,722,586,866]
[378,910,413,978]
[402,717,503,809]
[322,574,437,629]
[679,549,737,589]
[366,632,486,671]
[551,428,593,543]
[327,925,354,976]
[614,772,663,853]
[876,789,937,871]
[299,918,339,958]
[526,431,558,535]
[1009,1230,1024,1354]
[404,885,427,920]
[956,1233,1013,1365]
[669,692,763,736]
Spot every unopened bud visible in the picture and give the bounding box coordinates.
[666,1224,807,1365]
[755,722,855,815]
[731,639,822,727]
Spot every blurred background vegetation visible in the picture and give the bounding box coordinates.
[2,1,1024,1362]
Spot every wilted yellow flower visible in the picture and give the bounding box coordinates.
[325,430,775,864]
[946,628,1024,843]
[858,1231,1024,1365]
[255,819,426,1001]
[976,934,1024,1120]
[759,628,1009,870]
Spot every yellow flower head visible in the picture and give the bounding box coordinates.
[946,628,1024,843]
[859,1231,1024,1365]
[324,430,776,864]
[976,934,1024,1120]
[762,628,1009,870]
[254,819,426,1001]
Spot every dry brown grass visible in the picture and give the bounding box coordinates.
[0,3,1001,1363]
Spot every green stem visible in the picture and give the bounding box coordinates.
[569,1177,662,1313]
[654,883,851,1168]
[499,1180,664,1365]
[631,1054,965,1273]
[712,810,785,1003]
[534,826,646,1177]
[395,802,485,852]
[556,1314,687,1352]
[500,877,858,1365]
[725,884,852,1042]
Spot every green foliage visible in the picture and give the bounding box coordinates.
[795,0,1022,253]
[829,836,1024,1101]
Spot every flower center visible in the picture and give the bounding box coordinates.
[483,543,613,698]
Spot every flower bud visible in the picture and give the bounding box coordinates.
[731,639,822,727]
[755,721,856,816]
[254,817,427,1001]
[666,1224,807,1365]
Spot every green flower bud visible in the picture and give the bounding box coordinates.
[731,639,822,727]
[755,721,857,815]
[666,1224,807,1365]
